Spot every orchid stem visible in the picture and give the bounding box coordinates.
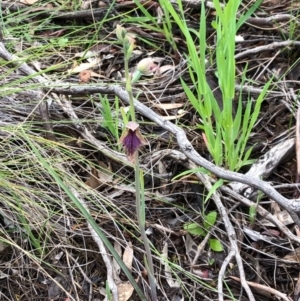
[121,29,157,300]
[135,158,157,301]
[123,44,135,122]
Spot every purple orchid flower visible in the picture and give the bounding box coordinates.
[120,122,147,162]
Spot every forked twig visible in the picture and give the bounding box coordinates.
[70,187,119,301]
[49,83,300,227]
[196,172,255,301]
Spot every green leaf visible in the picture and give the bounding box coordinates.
[208,258,215,265]
[204,179,224,203]
[249,205,257,224]
[204,211,217,230]
[211,20,218,29]
[99,95,117,139]
[58,38,68,47]
[171,167,209,181]
[184,223,205,236]
[209,239,224,252]
[237,0,264,30]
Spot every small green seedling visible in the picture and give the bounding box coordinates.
[184,211,223,252]
[249,190,264,224]
[98,94,119,140]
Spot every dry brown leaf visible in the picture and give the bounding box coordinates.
[97,161,114,182]
[284,247,300,263]
[113,242,122,277]
[159,64,175,74]
[79,70,92,83]
[85,162,114,189]
[76,137,83,147]
[162,242,180,288]
[90,71,107,79]
[118,281,134,301]
[123,242,133,271]
[74,50,98,59]
[78,69,106,83]
[192,267,213,280]
[160,110,187,120]
[185,234,198,263]
[20,0,39,4]
[98,1,109,8]
[81,0,93,9]
[85,168,102,189]
[68,57,100,74]
[141,268,148,280]
[260,210,294,227]
[89,43,115,54]
[152,103,184,110]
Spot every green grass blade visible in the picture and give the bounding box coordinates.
[22,131,147,301]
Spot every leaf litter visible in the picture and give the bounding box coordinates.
[1,0,300,301]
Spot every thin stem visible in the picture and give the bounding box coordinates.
[123,43,135,122]
[122,36,157,300]
[135,157,157,301]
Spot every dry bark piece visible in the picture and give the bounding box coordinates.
[117,281,134,301]
[162,242,181,288]
[122,242,133,271]
[229,138,295,198]
[48,276,70,301]
[284,247,300,263]
[260,210,295,227]
[230,275,293,301]
[113,241,122,277]
[243,227,292,252]
[184,233,198,264]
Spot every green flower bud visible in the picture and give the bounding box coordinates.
[131,58,159,84]
[116,24,128,43]
[136,58,158,75]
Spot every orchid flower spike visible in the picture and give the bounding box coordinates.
[120,122,147,162]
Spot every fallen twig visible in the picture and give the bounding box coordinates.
[230,275,293,301]
[229,138,295,197]
[49,83,300,227]
[148,148,300,299]
[196,172,255,301]
[235,40,300,60]
[70,187,119,301]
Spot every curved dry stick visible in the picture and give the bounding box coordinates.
[49,83,300,226]
[195,172,255,301]
[1,37,299,228]
[70,188,118,301]
[230,276,293,301]
[172,0,298,29]
[146,148,300,244]
[235,40,300,61]
[221,185,300,244]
